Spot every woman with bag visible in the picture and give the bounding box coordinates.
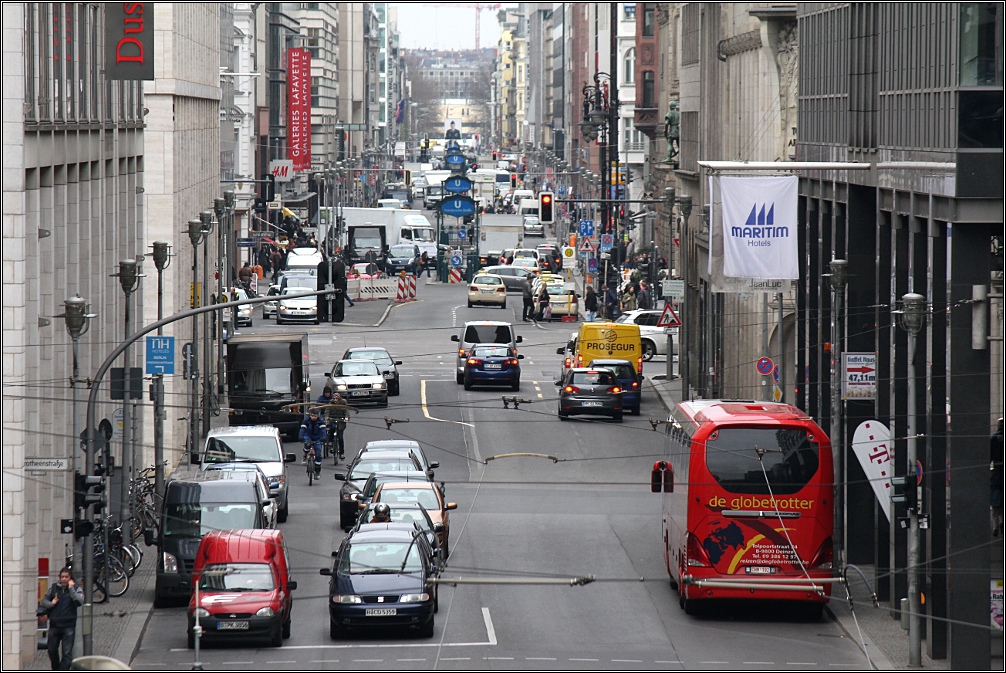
[536,283,551,322]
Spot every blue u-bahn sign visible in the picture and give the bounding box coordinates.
[443,176,473,194]
[439,195,477,218]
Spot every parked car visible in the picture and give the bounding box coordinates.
[326,359,388,407]
[555,367,624,422]
[463,344,522,391]
[467,274,508,309]
[320,526,439,638]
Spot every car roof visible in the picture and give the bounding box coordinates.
[205,425,280,438]
[345,347,391,354]
[345,528,418,545]
[589,359,634,366]
[354,522,423,535]
[377,480,439,491]
[365,470,428,481]
[364,439,421,450]
[462,320,512,327]
[569,366,616,373]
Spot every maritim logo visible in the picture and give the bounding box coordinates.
[731,204,789,247]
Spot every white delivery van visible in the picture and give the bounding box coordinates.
[284,247,324,275]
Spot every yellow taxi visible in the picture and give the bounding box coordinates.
[467,273,508,308]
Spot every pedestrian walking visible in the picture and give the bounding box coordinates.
[637,281,652,311]
[583,285,598,322]
[521,277,534,322]
[621,285,637,312]
[603,284,619,321]
[536,283,551,322]
[41,567,83,670]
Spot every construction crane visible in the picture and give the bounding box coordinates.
[427,3,502,50]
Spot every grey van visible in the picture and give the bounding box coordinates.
[148,468,271,607]
[450,321,523,384]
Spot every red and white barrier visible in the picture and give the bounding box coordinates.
[394,275,418,302]
[449,268,463,284]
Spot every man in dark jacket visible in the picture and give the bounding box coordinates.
[583,285,598,322]
[521,277,534,322]
[603,284,620,320]
[637,281,652,311]
[42,567,83,670]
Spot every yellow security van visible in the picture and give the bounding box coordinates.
[575,322,644,375]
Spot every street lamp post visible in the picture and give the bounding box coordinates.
[826,259,849,567]
[677,195,692,400]
[112,259,142,539]
[895,291,927,668]
[199,210,215,438]
[186,219,205,462]
[150,242,172,500]
[55,295,95,654]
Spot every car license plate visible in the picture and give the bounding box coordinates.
[582,401,602,407]
[484,363,502,369]
[365,608,396,617]
[480,289,493,293]
[744,566,776,575]
[350,390,368,397]
[217,621,249,630]
[383,372,394,379]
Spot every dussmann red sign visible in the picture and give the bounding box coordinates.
[287,48,312,172]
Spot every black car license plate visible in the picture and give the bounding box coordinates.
[217,621,249,630]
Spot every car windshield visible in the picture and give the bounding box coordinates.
[386,507,433,532]
[594,363,635,380]
[282,287,312,296]
[389,245,415,257]
[376,487,440,511]
[570,371,615,385]
[512,259,536,268]
[163,503,258,537]
[203,436,279,463]
[334,361,380,377]
[347,350,393,366]
[463,325,513,344]
[199,563,275,592]
[408,226,435,242]
[231,367,295,395]
[473,276,501,285]
[614,313,634,324]
[472,346,511,358]
[513,250,537,258]
[350,457,420,480]
[341,541,423,574]
[705,427,821,496]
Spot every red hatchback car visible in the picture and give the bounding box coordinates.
[188,529,297,649]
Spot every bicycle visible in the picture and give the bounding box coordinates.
[305,442,321,485]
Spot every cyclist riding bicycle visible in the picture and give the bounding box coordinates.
[317,386,349,459]
[298,408,327,478]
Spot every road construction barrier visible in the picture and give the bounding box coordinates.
[394,275,418,302]
[346,277,396,301]
[449,268,463,284]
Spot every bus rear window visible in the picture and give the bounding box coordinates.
[704,428,820,495]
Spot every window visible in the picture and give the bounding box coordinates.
[623,47,636,84]
[624,3,637,21]
[960,3,1003,86]
[641,71,655,108]
[705,428,820,495]
[642,4,655,36]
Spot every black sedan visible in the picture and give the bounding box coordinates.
[463,344,523,391]
[478,266,535,292]
[340,347,402,396]
[385,244,421,275]
[320,527,439,638]
[334,451,423,530]
[555,367,624,421]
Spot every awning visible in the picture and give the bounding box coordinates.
[281,191,317,206]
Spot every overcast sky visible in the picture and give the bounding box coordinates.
[393,3,506,51]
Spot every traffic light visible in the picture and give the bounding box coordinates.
[493,151,498,161]
[510,173,518,190]
[74,472,105,514]
[539,191,555,224]
[404,169,412,186]
[890,475,918,511]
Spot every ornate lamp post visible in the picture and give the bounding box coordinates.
[826,258,849,567]
[186,219,205,461]
[112,259,142,538]
[150,242,172,500]
[198,210,215,437]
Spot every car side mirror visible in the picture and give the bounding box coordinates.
[433,522,445,533]
[553,381,562,386]
[395,360,403,366]
[517,354,525,360]
[451,335,459,342]
[429,461,440,469]
[319,568,332,576]
[556,347,564,354]
[285,453,297,463]
[333,472,347,481]
[516,335,523,343]
[445,502,458,511]
[287,580,298,591]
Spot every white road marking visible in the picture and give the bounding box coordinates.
[482,606,498,645]
[266,661,297,665]
[743,662,775,665]
[309,660,339,664]
[396,659,427,662]
[527,657,556,661]
[570,658,600,662]
[486,657,514,660]
[612,660,642,663]
[421,379,473,427]
[786,664,818,667]
[439,657,471,661]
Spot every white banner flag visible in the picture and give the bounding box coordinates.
[720,176,799,280]
[851,420,894,523]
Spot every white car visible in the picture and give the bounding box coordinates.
[263,284,281,318]
[222,287,253,327]
[467,274,508,309]
[522,216,544,237]
[326,359,388,407]
[277,286,318,325]
[615,309,679,361]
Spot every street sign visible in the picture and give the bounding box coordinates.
[444,153,466,168]
[578,237,596,253]
[600,233,614,251]
[663,279,684,300]
[587,258,599,273]
[562,246,574,259]
[145,336,176,375]
[443,176,473,194]
[578,220,595,238]
[772,385,783,402]
[756,357,775,376]
[236,237,256,248]
[249,230,270,238]
[24,458,69,471]
[267,200,282,211]
[843,352,877,400]
[269,159,294,182]
[440,196,477,218]
[656,302,681,328]
[450,254,463,268]
[456,228,467,240]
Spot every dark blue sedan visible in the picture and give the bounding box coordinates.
[463,344,523,391]
[589,359,641,415]
[320,526,439,638]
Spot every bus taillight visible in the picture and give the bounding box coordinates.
[685,533,712,568]
[809,538,833,570]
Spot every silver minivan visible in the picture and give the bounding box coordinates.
[451,321,523,384]
[198,426,297,523]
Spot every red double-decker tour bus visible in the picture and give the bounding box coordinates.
[651,400,835,616]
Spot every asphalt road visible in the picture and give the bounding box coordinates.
[130,280,871,671]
